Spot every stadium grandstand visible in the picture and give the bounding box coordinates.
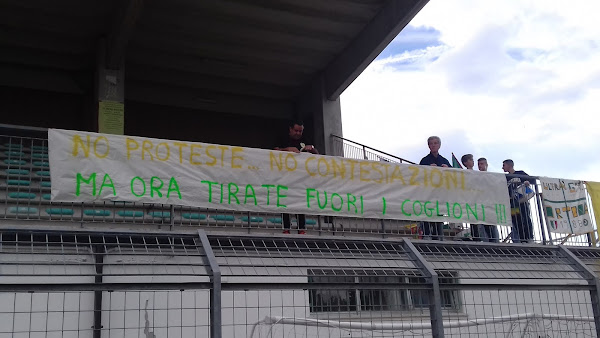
[1,0,600,337]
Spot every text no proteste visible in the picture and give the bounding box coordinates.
[71,134,245,168]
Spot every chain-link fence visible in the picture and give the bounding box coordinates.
[0,230,213,338]
[2,230,600,337]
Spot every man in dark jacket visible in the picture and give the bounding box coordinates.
[419,136,450,240]
[503,159,535,243]
[419,136,450,167]
[275,119,318,234]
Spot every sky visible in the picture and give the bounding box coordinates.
[340,0,600,182]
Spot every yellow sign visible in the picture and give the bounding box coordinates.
[98,101,124,135]
[586,181,600,244]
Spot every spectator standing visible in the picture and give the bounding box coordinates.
[476,158,499,242]
[502,159,534,243]
[461,154,474,170]
[477,157,488,172]
[275,119,318,234]
[419,136,450,167]
[419,136,450,240]
[461,154,481,240]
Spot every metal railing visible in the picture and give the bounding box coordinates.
[0,130,598,247]
[1,229,600,337]
[330,134,416,164]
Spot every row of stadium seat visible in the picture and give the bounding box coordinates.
[3,169,50,177]
[0,144,48,152]
[1,179,51,189]
[5,191,52,200]
[0,142,48,148]
[2,159,49,167]
[1,144,49,158]
[1,151,48,159]
[1,203,317,225]
[0,144,49,172]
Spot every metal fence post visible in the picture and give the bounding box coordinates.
[198,229,222,338]
[403,238,445,337]
[92,245,105,338]
[169,204,175,231]
[534,183,552,245]
[558,246,600,337]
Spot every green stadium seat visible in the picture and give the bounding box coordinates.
[4,159,27,166]
[8,206,38,214]
[182,213,207,220]
[31,153,49,159]
[149,211,171,218]
[117,210,144,217]
[8,192,37,199]
[5,169,30,175]
[31,145,48,152]
[46,208,74,215]
[40,181,51,187]
[211,214,235,221]
[240,216,264,223]
[288,218,317,226]
[84,209,111,217]
[268,217,283,224]
[306,219,317,225]
[32,161,49,167]
[3,151,25,158]
[4,143,23,149]
[42,194,52,200]
[7,179,30,186]
[35,170,50,177]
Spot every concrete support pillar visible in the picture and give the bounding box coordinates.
[95,41,125,134]
[295,77,343,156]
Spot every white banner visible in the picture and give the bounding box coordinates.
[540,177,593,234]
[48,129,512,225]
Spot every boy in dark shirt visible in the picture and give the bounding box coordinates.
[476,158,499,242]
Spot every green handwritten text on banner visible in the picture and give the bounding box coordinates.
[48,129,512,225]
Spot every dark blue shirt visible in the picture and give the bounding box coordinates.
[506,170,534,208]
[275,133,309,152]
[419,153,451,167]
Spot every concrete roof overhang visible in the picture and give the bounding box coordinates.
[0,0,428,118]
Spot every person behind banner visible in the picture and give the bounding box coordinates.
[419,136,450,168]
[419,136,449,240]
[461,154,474,170]
[477,157,488,172]
[275,119,318,234]
[275,119,319,155]
[476,157,500,242]
[460,153,481,240]
[503,159,535,243]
